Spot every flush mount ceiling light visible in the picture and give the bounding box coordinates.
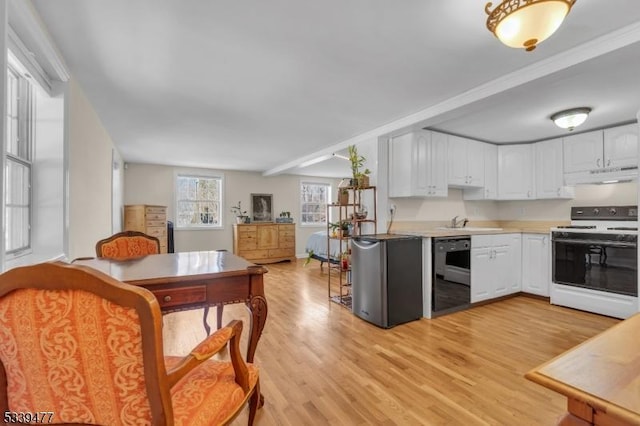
[485,0,576,51]
[551,107,591,131]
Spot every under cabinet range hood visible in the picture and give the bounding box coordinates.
[564,166,638,185]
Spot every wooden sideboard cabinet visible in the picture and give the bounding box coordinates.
[233,223,295,264]
[124,205,168,253]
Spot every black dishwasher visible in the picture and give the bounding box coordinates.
[432,237,471,316]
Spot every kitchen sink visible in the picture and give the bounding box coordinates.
[436,226,503,231]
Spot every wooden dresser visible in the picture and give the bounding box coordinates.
[124,205,168,253]
[233,223,295,264]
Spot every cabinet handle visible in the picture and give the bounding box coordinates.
[527,190,531,198]
[163,295,172,303]
[597,158,601,167]
[607,159,611,167]
[557,188,561,196]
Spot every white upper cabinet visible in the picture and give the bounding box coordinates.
[448,135,485,187]
[463,143,498,200]
[564,124,638,175]
[535,139,574,199]
[498,144,534,200]
[603,123,638,169]
[563,130,605,173]
[389,130,447,197]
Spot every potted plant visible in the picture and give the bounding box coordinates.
[338,188,349,205]
[329,222,340,238]
[230,201,248,224]
[348,145,371,188]
[340,251,350,271]
[339,220,350,238]
[278,211,293,223]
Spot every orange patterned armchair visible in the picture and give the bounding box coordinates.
[96,230,161,258]
[0,262,261,425]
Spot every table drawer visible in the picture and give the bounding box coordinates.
[153,286,206,309]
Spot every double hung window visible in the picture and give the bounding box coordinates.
[300,182,330,226]
[5,65,33,255]
[176,174,223,228]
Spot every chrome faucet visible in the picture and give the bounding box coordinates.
[450,216,469,228]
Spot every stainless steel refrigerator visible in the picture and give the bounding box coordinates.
[351,234,422,328]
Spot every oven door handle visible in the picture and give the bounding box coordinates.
[552,238,637,248]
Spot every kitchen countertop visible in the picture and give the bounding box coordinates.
[526,313,637,425]
[389,220,567,237]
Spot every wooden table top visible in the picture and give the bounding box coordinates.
[74,251,261,285]
[526,313,640,424]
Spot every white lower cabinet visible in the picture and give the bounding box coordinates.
[521,233,550,296]
[471,234,521,303]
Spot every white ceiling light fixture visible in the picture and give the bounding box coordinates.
[485,0,577,52]
[550,107,591,131]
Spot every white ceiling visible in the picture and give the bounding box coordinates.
[31,0,640,178]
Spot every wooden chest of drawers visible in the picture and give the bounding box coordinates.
[124,205,168,253]
[233,223,295,264]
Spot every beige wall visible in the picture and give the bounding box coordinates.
[67,79,120,259]
[124,163,340,256]
[391,183,637,224]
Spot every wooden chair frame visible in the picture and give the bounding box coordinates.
[95,230,161,257]
[0,262,260,425]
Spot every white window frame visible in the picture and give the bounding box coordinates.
[300,181,331,227]
[5,62,34,258]
[174,171,224,230]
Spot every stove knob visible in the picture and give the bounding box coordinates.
[593,208,600,215]
[610,208,617,216]
[617,234,624,241]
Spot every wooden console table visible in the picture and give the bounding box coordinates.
[526,314,638,426]
[74,251,268,363]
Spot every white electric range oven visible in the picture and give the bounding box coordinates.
[551,206,638,319]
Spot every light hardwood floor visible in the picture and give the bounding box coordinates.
[162,259,619,426]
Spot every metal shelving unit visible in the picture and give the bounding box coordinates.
[327,186,377,309]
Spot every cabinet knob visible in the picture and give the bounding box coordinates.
[597,158,601,167]
[164,295,172,303]
[527,190,531,198]
[607,159,611,167]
